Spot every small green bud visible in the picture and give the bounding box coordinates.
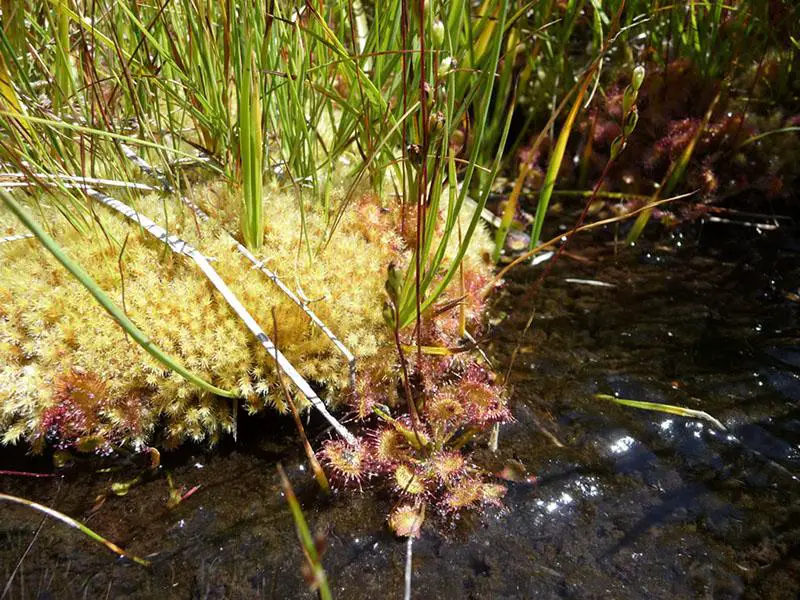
[385,262,403,303]
[432,20,445,48]
[610,135,626,161]
[623,107,639,137]
[622,86,637,117]
[382,300,396,328]
[437,56,455,79]
[631,65,645,91]
[449,128,465,153]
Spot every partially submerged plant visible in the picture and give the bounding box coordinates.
[320,202,512,534]
[0,491,149,566]
[278,463,333,600]
[0,0,522,537]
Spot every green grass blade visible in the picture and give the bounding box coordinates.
[51,0,74,110]
[239,48,264,250]
[277,464,333,600]
[493,162,529,261]
[529,78,589,247]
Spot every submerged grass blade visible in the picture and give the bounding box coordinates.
[0,492,150,566]
[277,464,333,600]
[0,188,237,399]
[594,393,726,431]
[739,126,800,148]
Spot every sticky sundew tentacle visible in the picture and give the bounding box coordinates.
[321,438,373,486]
[442,476,507,514]
[370,427,411,468]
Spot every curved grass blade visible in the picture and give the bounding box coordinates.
[0,110,214,167]
[739,126,800,148]
[0,188,237,398]
[0,492,150,566]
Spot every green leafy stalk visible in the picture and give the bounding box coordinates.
[51,0,75,110]
[395,0,511,329]
[239,48,264,250]
[493,162,528,261]
[0,189,237,399]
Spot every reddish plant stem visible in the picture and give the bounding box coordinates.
[0,470,56,478]
[392,313,425,450]
[180,485,202,503]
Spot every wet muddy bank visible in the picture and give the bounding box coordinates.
[2,218,800,599]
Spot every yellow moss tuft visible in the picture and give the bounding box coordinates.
[0,185,390,447]
[0,181,495,450]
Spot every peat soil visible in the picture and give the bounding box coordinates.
[1,216,799,599]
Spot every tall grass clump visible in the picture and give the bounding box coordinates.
[506,1,797,243]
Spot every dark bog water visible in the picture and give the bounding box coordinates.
[2,219,799,599]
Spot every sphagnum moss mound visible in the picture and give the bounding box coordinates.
[0,183,495,453]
